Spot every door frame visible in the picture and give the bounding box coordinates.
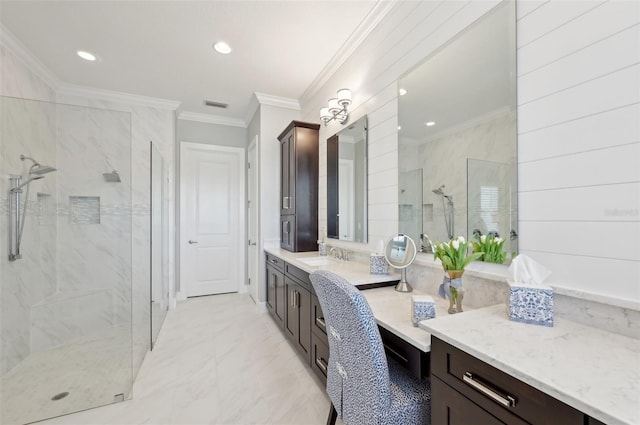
[178,141,246,300]
[248,136,260,304]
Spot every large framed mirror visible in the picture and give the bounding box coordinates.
[398,0,517,261]
[327,115,368,243]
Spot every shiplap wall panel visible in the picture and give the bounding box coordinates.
[516,0,548,20]
[519,250,640,299]
[518,25,639,104]
[368,132,397,160]
[369,168,398,190]
[518,1,638,75]
[519,182,640,222]
[519,221,640,261]
[517,1,604,47]
[519,143,640,191]
[517,0,640,301]
[518,64,639,132]
[518,103,639,162]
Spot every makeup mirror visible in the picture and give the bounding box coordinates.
[384,234,417,292]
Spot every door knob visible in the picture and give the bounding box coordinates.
[188,240,198,244]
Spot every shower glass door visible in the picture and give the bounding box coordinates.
[0,96,133,424]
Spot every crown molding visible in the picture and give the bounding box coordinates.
[0,24,61,90]
[299,0,398,106]
[244,93,261,125]
[255,92,300,110]
[178,111,247,128]
[57,83,181,110]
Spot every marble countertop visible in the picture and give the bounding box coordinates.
[264,247,400,286]
[419,304,640,425]
[360,287,456,352]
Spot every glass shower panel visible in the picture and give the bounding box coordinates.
[150,142,168,348]
[399,168,423,245]
[0,96,133,424]
[467,158,517,257]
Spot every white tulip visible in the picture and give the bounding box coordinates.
[480,235,486,243]
[496,237,503,243]
[452,240,460,250]
[457,236,465,243]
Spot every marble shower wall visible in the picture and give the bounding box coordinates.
[57,92,176,379]
[0,97,58,373]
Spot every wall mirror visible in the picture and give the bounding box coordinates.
[327,115,368,243]
[398,0,518,261]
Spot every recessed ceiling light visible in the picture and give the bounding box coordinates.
[213,41,232,54]
[425,121,436,127]
[398,126,402,130]
[399,88,407,96]
[77,50,96,61]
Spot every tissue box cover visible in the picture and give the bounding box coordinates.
[412,295,436,326]
[508,280,554,327]
[370,255,388,275]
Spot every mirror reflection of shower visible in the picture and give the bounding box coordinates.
[7,154,57,261]
[432,184,454,240]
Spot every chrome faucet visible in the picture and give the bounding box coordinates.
[329,247,352,261]
[420,233,434,253]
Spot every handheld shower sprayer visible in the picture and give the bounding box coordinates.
[432,184,454,240]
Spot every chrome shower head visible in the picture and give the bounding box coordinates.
[432,185,445,195]
[20,154,56,175]
[103,170,121,183]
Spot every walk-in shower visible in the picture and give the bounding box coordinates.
[433,185,454,240]
[8,155,57,261]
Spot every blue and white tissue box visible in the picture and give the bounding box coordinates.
[508,279,554,327]
[412,295,436,326]
[370,254,388,275]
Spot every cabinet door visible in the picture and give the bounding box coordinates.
[266,265,276,313]
[274,269,285,326]
[432,376,510,425]
[284,278,299,342]
[280,215,295,251]
[280,131,296,215]
[296,284,311,363]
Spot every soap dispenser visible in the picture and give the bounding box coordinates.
[318,228,327,256]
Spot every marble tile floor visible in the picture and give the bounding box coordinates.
[2,325,132,425]
[35,293,341,425]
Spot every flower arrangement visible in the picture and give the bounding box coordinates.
[471,234,506,264]
[433,236,483,272]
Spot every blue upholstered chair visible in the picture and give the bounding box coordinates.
[310,270,431,425]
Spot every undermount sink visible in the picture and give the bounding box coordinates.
[298,256,334,266]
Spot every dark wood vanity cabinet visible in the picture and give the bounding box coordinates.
[283,263,312,363]
[278,121,320,252]
[265,254,285,328]
[431,337,585,425]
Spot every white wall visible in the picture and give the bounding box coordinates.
[301,0,640,304]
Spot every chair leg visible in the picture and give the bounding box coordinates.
[326,404,338,425]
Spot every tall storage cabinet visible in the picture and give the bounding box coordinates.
[278,121,320,252]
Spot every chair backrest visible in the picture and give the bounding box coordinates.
[310,270,390,424]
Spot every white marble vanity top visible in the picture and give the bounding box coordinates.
[419,304,640,425]
[361,287,456,352]
[264,248,400,286]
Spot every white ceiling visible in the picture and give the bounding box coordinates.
[0,1,379,123]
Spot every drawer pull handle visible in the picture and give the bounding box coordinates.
[462,372,517,408]
[316,317,326,330]
[316,357,328,375]
[270,258,277,263]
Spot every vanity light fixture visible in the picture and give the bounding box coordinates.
[77,50,96,61]
[213,41,232,54]
[426,121,436,127]
[320,88,351,125]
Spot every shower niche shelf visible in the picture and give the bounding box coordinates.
[69,196,100,224]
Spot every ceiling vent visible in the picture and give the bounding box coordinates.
[204,100,228,109]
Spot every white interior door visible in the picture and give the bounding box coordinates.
[248,138,259,303]
[180,143,245,297]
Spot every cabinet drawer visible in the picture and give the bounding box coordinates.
[311,332,329,385]
[311,294,327,338]
[285,262,311,291]
[432,376,519,425]
[265,253,284,272]
[431,337,583,425]
[379,326,429,380]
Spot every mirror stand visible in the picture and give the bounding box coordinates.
[384,234,417,293]
[395,270,412,292]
